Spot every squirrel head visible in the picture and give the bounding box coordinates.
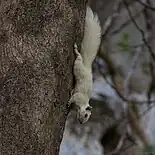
[69,101,92,124]
[68,93,92,124]
[77,105,92,124]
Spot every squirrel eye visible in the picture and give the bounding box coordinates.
[85,114,88,118]
[86,106,92,111]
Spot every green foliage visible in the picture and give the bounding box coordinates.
[153,89,155,94]
[117,42,129,51]
[143,145,155,153]
[141,62,150,75]
[122,33,129,41]
[137,145,155,154]
[117,33,130,52]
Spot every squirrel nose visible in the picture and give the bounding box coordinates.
[78,118,84,124]
[78,119,83,124]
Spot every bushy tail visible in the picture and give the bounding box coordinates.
[81,6,101,69]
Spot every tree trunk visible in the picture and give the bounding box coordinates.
[0,0,87,154]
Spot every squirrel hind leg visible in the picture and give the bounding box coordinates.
[74,43,81,57]
[73,43,84,74]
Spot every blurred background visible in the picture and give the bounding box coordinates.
[60,0,155,154]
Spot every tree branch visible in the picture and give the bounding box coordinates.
[136,0,155,11]
[123,0,155,62]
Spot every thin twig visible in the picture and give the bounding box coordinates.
[123,48,142,98]
[96,59,155,105]
[143,0,155,105]
[102,0,122,39]
[136,0,155,11]
[111,10,142,35]
[123,0,155,61]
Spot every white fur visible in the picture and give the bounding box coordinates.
[68,44,92,124]
[68,6,101,124]
[81,6,101,69]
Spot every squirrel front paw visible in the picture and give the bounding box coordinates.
[67,90,75,107]
[67,97,78,111]
[67,98,72,108]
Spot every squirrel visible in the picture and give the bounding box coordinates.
[68,6,101,124]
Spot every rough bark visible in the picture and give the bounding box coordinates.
[0,0,87,154]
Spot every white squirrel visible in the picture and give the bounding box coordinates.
[68,6,101,124]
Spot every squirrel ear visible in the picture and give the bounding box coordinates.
[86,106,92,111]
